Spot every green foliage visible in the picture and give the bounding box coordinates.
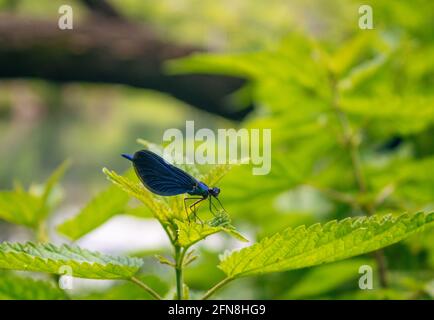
[176,213,248,247]
[219,213,434,278]
[0,242,143,280]
[1,0,434,300]
[176,220,223,247]
[38,160,70,214]
[0,272,66,300]
[0,191,43,228]
[11,150,433,300]
[340,95,434,136]
[168,22,434,260]
[368,156,434,205]
[57,184,129,240]
[282,259,372,299]
[0,161,69,229]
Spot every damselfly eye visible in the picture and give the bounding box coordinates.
[212,187,220,197]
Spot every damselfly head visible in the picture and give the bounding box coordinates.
[209,187,220,197]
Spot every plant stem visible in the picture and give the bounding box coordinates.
[329,74,388,288]
[175,267,183,300]
[36,221,49,243]
[161,222,175,245]
[373,250,388,287]
[174,246,186,300]
[201,277,233,300]
[130,276,162,300]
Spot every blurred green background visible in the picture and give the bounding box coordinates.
[0,0,433,299]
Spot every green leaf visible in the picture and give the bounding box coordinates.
[223,228,249,243]
[0,271,67,300]
[102,168,175,223]
[167,34,328,101]
[329,32,388,76]
[125,206,153,219]
[176,214,248,247]
[183,283,190,300]
[155,254,175,267]
[219,212,434,278]
[40,160,70,211]
[0,191,42,228]
[338,54,387,92]
[282,259,372,299]
[329,34,371,73]
[0,242,143,280]
[208,211,249,242]
[32,160,71,223]
[182,250,198,267]
[368,156,434,205]
[176,220,222,247]
[340,95,434,135]
[0,161,69,228]
[57,184,129,240]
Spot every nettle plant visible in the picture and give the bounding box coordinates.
[166,30,434,295]
[0,139,433,300]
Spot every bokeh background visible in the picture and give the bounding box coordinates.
[0,0,433,299]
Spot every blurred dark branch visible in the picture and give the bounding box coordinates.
[80,0,124,20]
[0,14,252,120]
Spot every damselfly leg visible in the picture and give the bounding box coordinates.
[209,196,227,216]
[183,197,205,224]
[209,197,220,216]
